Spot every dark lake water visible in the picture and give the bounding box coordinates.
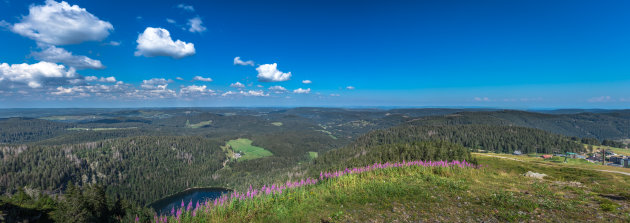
[149,188,230,215]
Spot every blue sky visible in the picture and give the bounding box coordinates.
[0,0,629,108]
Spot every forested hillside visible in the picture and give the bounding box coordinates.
[1,136,226,204]
[410,110,630,140]
[310,124,582,173]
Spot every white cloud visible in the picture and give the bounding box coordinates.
[293,88,311,94]
[7,0,113,45]
[346,86,355,90]
[50,86,88,97]
[234,57,254,66]
[302,80,312,84]
[166,18,176,24]
[99,76,116,83]
[176,77,184,80]
[141,78,172,89]
[268,85,287,92]
[193,75,212,82]
[180,85,206,93]
[84,76,115,83]
[31,46,104,70]
[256,63,291,82]
[187,17,206,33]
[256,84,263,88]
[241,90,268,97]
[588,96,612,103]
[330,93,340,97]
[135,27,195,59]
[177,4,194,12]
[221,90,268,97]
[222,91,236,97]
[179,85,214,96]
[473,97,490,102]
[0,61,78,88]
[230,81,245,88]
[105,41,121,46]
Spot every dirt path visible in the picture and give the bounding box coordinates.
[474,153,630,176]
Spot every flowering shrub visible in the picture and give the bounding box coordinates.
[149,160,477,222]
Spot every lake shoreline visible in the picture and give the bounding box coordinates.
[147,186,232,212]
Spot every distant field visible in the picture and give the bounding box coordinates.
[67,127,138,131]
[226,138,273,161]
[186,120,213,128]
[308,151,318,160]
[271,122,283,126]
[315,129,337,139]
[42,115,101,121]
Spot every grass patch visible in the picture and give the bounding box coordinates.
[315,129,337,139]
[308,152,318,160]
[226,138,273,161]
[270,122,283,126]
[186,120,213,128]
[66,127,137,131]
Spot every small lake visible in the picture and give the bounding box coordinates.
[149,188,230,215]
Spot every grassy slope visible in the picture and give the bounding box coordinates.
[226,138,273,161]
[177,155,630,222]
[186,120,213,128]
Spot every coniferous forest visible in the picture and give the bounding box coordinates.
[1,108,629,221]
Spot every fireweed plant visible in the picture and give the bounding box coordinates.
[148,160,478,222]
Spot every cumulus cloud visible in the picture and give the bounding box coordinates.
[268,85,287,92]
[221,90,268,97]
[0,61,78,88]
[302,80,312,84]
[84,76,116,83]
[193,75,212,82]
[141,78,172,89]
[179,85,215,96]
[31,46,104,70]
[166,18,176,24]
[293,88,311,94]
[180,84,207,93]
[346,86,355,90]
[6,0,113,45]
[222,91,236,97]
[241,90,268,97]
[230,81,245,88]
[187,17,206,33]
[135,27,195,59]
[177,4,194,12]
[256,63,291,82]
[176,77,184,80]
[234,57,254,66]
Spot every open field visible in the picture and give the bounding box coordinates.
[226,138,273,161]
[186,120,213,128]
[315,129,337,139]
[66,127,138,131]
[42,115,101,121]
[308,151,318,160]
[271,122,283,126]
